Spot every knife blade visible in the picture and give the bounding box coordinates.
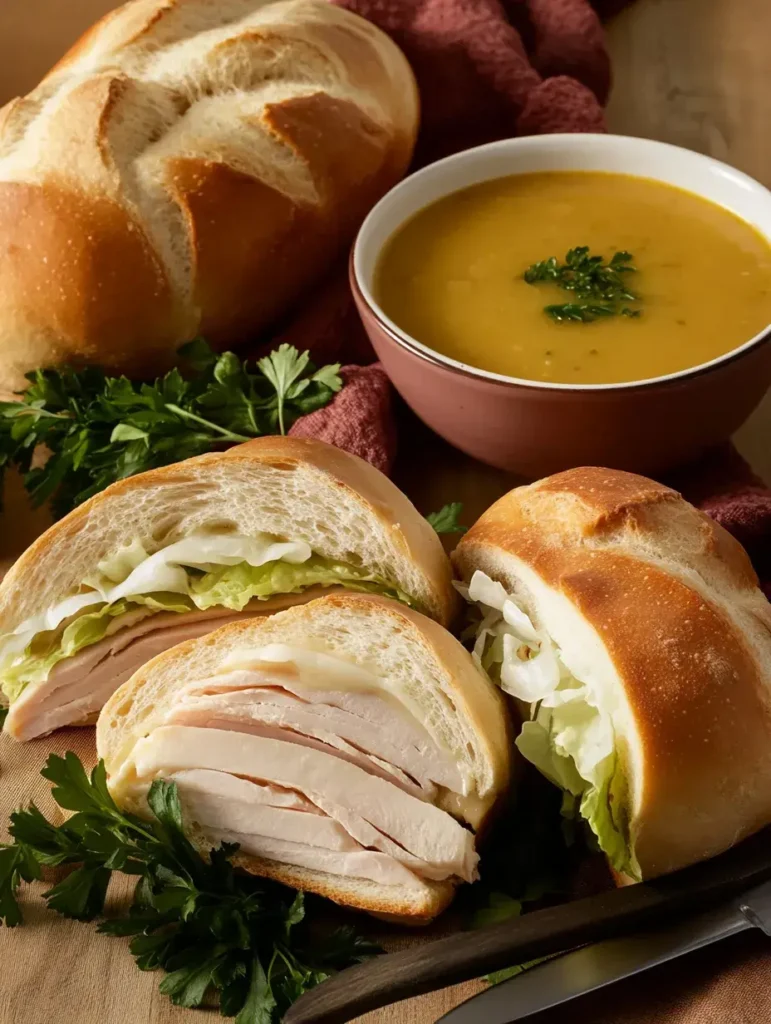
[436,877,771,1024]
[285,830,771,1024]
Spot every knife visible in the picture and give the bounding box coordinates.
[436,876,771,1024]
[284,829,771,1024]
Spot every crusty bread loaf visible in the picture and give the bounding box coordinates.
[98,593,511,920]
[0,0,418,392]
[0,436,458,632]
[453,467,771,880]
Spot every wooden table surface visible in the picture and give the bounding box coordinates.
[1,1,770,1023]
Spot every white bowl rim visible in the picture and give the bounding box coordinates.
[352,133,771,393]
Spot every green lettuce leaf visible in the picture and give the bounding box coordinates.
[1,593,193,704]
[515,698,639,880]
[2,554,417,707]
[189,555,416,611]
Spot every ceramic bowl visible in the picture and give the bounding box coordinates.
[351,134,771,477]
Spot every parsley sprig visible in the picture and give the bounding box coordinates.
[0,340,342,518]
[425,502,468,535]
[524,247,642,322]
[0,753,378,1021]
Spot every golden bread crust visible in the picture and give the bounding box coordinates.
[0,0,419,390]
[454,467,771,878]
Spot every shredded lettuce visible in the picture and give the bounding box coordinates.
[189,555,416,611]
[2,593,193,703]
[460,570,639,880]
[1,531,417,707]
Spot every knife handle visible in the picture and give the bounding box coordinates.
[283,829,771,1024]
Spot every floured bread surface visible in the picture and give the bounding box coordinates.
[453,466,771,881]
[0,0,419,390]
[98,593,510,920]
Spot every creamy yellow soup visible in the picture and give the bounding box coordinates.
[374,172,771,385]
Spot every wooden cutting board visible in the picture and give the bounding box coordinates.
[1,1,771,1022]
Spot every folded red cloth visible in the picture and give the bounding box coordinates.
[282,0,771,592]
[289,364,396,474]
[673,445,771,594]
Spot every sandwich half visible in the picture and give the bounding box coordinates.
[1,437,456,741]
[453,467,771,882]
[97,593,510,920]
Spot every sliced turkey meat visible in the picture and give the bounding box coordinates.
[170,670,466,796]
[205,829,427,889]
[121,724,479,885]
[4,588,345,741]
[182,664,469,793]
[169,706,426,798]
[172,768,453,881]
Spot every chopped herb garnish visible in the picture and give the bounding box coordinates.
[524,247,643,322]
[544,303,615,323]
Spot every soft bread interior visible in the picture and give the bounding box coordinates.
[98,593,510,920]
[0,437,456,633]
[0,439,457,739]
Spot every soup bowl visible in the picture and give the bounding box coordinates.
[351,134,771,477]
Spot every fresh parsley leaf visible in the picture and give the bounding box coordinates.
[44,864,112,921]
[146,777,184,833]
[179,337,219,373]
[524,247,642,321]
[426,502,468,535]
[0,752,378,1020]
[110,424,150,444]
[0,340,343,517]
[159,948,222,1008]
[257,344,342,435]
[544,302,616,323]
[236,960,276,1024]
[0,844,41,927]
[283,891,305,939]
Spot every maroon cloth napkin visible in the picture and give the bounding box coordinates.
[673,445,771,595]
[281,0,771,593]
[279,0,629,470]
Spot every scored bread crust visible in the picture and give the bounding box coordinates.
[97,592,510,919]
[453,467,771,880]
[0,437,459,636]
[0,0,419,392]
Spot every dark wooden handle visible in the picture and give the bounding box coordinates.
[284,829,771,1024]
